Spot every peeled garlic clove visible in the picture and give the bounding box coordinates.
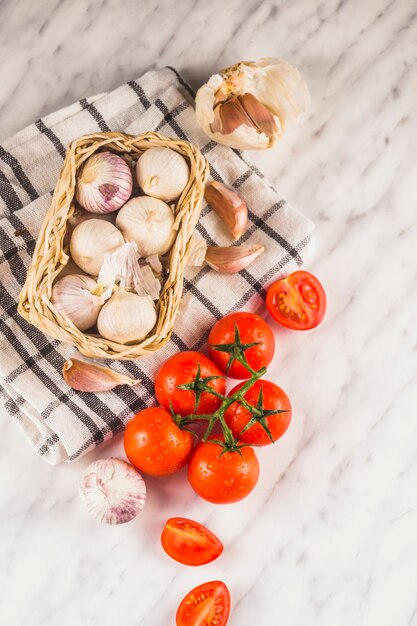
[116,196,176,257]
[136,147,189,201]
[195,58,310,150]
[79,458,146,524]
[206,244,264,273]
[63,358,140,392]
[70,219,124,276]
[204,181,248,240]
[76,151,133,213]
[97,289,157,344]
[51,274,105,331]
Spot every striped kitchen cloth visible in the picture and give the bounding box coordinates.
[0,67,314,464]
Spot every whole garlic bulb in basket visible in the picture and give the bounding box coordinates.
[97,289,157,344]
[116,196,176,257]
[51,274,104,331]
[70,219,124,276]
[76,151,133,213]
[195,57,310,150]
[136,147,189,201]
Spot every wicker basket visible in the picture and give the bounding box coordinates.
[18,131,209,359]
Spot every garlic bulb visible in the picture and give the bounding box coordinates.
[136,147,189,201]
[51,274,104,330]
[63,358,141,392]
[97,289,157,344]
[79,458,146,524]
[70,219,124,276]
[195,58,310,150]
[116,196,176,257]
[76,151,133,213]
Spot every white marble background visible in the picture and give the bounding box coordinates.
[1,0,417,624]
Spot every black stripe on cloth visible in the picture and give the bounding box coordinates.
[165,66,196,99]
[247,206,302,263]
[127,80,152,110]
[38,434,60,456]
[201,141,217,156]
[154,99,187,140]
[79,98,110,132]
[4,340,59,384]
[0,168,23,212]
[233,169,253,189]
[0,226,124,440]
[170,332,188,352]
[155,102,189,133]
[0,146,38,202]
[183,278,222,319]
[35,119,66,159]
[2,393,24,416]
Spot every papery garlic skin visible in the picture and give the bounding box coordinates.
[116,196,176,257]
[136,147,189,201]
[63,358,141,392]
[51,274,104,330]
[195,58,310,150]
[76,151,133,213]
[79,458,146,525]
[97,289,157,344]
[70,219,124,276]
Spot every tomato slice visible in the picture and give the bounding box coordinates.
[161,518,223,566]
[176,581,230,626]
[266,270,326,330]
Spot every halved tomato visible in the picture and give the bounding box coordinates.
[176,580,230,626]
[161,517,223,566]
[266,270,326,330]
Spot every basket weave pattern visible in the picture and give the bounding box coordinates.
[18,131,209,359]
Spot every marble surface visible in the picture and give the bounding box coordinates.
[1,0,417,625]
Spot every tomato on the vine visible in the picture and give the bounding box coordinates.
[161,517,223,566]
[266,270,326,330]
[208,312,275,379]
[176,580,230,626]
[155,351,226,417]
[225,380,292,446]
[124,407,193,476]
[188,439,259,504]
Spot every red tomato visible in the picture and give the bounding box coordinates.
[161,517,223,566]
[155,351,226,417]
[124,407,193,476]
[225,380,292,446]
[176,580,230,626]
[266,270,326,330]
[208,312,275,379]
[188,439,260,504]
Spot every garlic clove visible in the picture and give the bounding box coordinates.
[205,244,264,273]
[97,289,157,344]
[195,58,310,150]
[204,181,248,240]
[63,358,141,392]
[116,196,176,257]
[79,458,147,524]
[51,274,105,331]
[70,219,124,276]
[136,147,189,201]
[76,151,133,213]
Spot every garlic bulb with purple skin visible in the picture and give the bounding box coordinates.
[76,151,133,213]
[79,458,146,525]
[195,58,310,150]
